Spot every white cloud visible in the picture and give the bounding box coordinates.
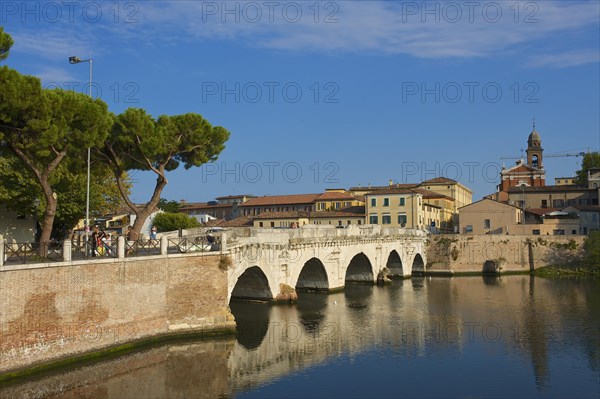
[525,49,600,68]
[6,1,599,66]
[33,67,77,84]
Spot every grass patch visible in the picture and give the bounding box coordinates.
[535,266,600,278]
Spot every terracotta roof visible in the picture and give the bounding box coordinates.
[214,195,255,200]
[422,177,458,184]
[203,219,226,227]
[254,211,310,219]
[366,187,419,195]
[221,216,254,227]
[507,185,592,193]
[411,187,455,200]
[180,202,232,210]
[253,210,365,220]
[310,211,365,218]
[349,184,418,191]
[316,191,358,201]
[239,194,320,207]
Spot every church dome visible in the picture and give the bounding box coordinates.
[528,129,541,146]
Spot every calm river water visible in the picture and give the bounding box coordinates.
[1,276,599,398]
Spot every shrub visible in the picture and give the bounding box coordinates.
[152,212,199,232]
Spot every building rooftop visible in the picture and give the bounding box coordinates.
[411,187,455,200]
[254,210,365,219]
[239,194,321,207]
[421,177,458,185]
[180,202,232,210]
[349,184,418,192]
[507,185,593,193]
[366,187,419,195]
[316,191,360,201]
[214,194,256,200]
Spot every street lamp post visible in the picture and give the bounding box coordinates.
[68,56,93,256]
[33,198,40,243]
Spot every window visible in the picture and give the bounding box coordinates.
[541,200,547,208]
[532,230,540,235]
[382,214,391,224]
[398,213,407,226]
[259,222,263,227]
[335,202,341,209]
[552,199,565,208]
[358,220,362,225]
[270,222,275,227]
[369,214,378,224]
[347,220,351,225]
[399,197,405,206]
[571,230,577,235]
[338,220,343,226]
[371,198,377,207]
[484,219,491,229]
[383,198,389,207]
[553,230,564,235]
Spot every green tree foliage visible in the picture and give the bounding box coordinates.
[158,198,181,213]
[101,109,230,236]
[0,26,13,61]
[0,145,130,240]
[574,152,600,185]
[0,64,112,244]
[152,212,199,232]
[582,231,600,270]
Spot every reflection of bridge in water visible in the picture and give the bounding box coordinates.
[227,225,428,302]
[4,276,596,399]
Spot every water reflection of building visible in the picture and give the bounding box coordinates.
[2,277,598,398]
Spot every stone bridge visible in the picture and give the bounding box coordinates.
[225,225,428,302]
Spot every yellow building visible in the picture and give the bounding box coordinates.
[412,188,456,232]
[554,177,576,186]
[314,189,364,211]
[421,177,473,212]
[365,188,424,229]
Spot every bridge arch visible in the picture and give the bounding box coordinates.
[345,253,374,283]
[230,266,274,301]
[386,250,403,277]
[411,253,425,275]
[295,257,329,291]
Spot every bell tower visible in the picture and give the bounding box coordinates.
[526,120,543,169]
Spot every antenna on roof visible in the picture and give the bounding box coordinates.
[532,117,535,130]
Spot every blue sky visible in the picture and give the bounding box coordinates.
[2,0,599,202]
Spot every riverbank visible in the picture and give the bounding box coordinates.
[0,253,235,378]
[534,266,600,278]
[426,234,586,274]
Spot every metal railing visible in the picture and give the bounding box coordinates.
[2,241,63,265]
[167,235,219,254]
[1,233,224,266]
[71,236,119,260]
[126,239,161,257]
